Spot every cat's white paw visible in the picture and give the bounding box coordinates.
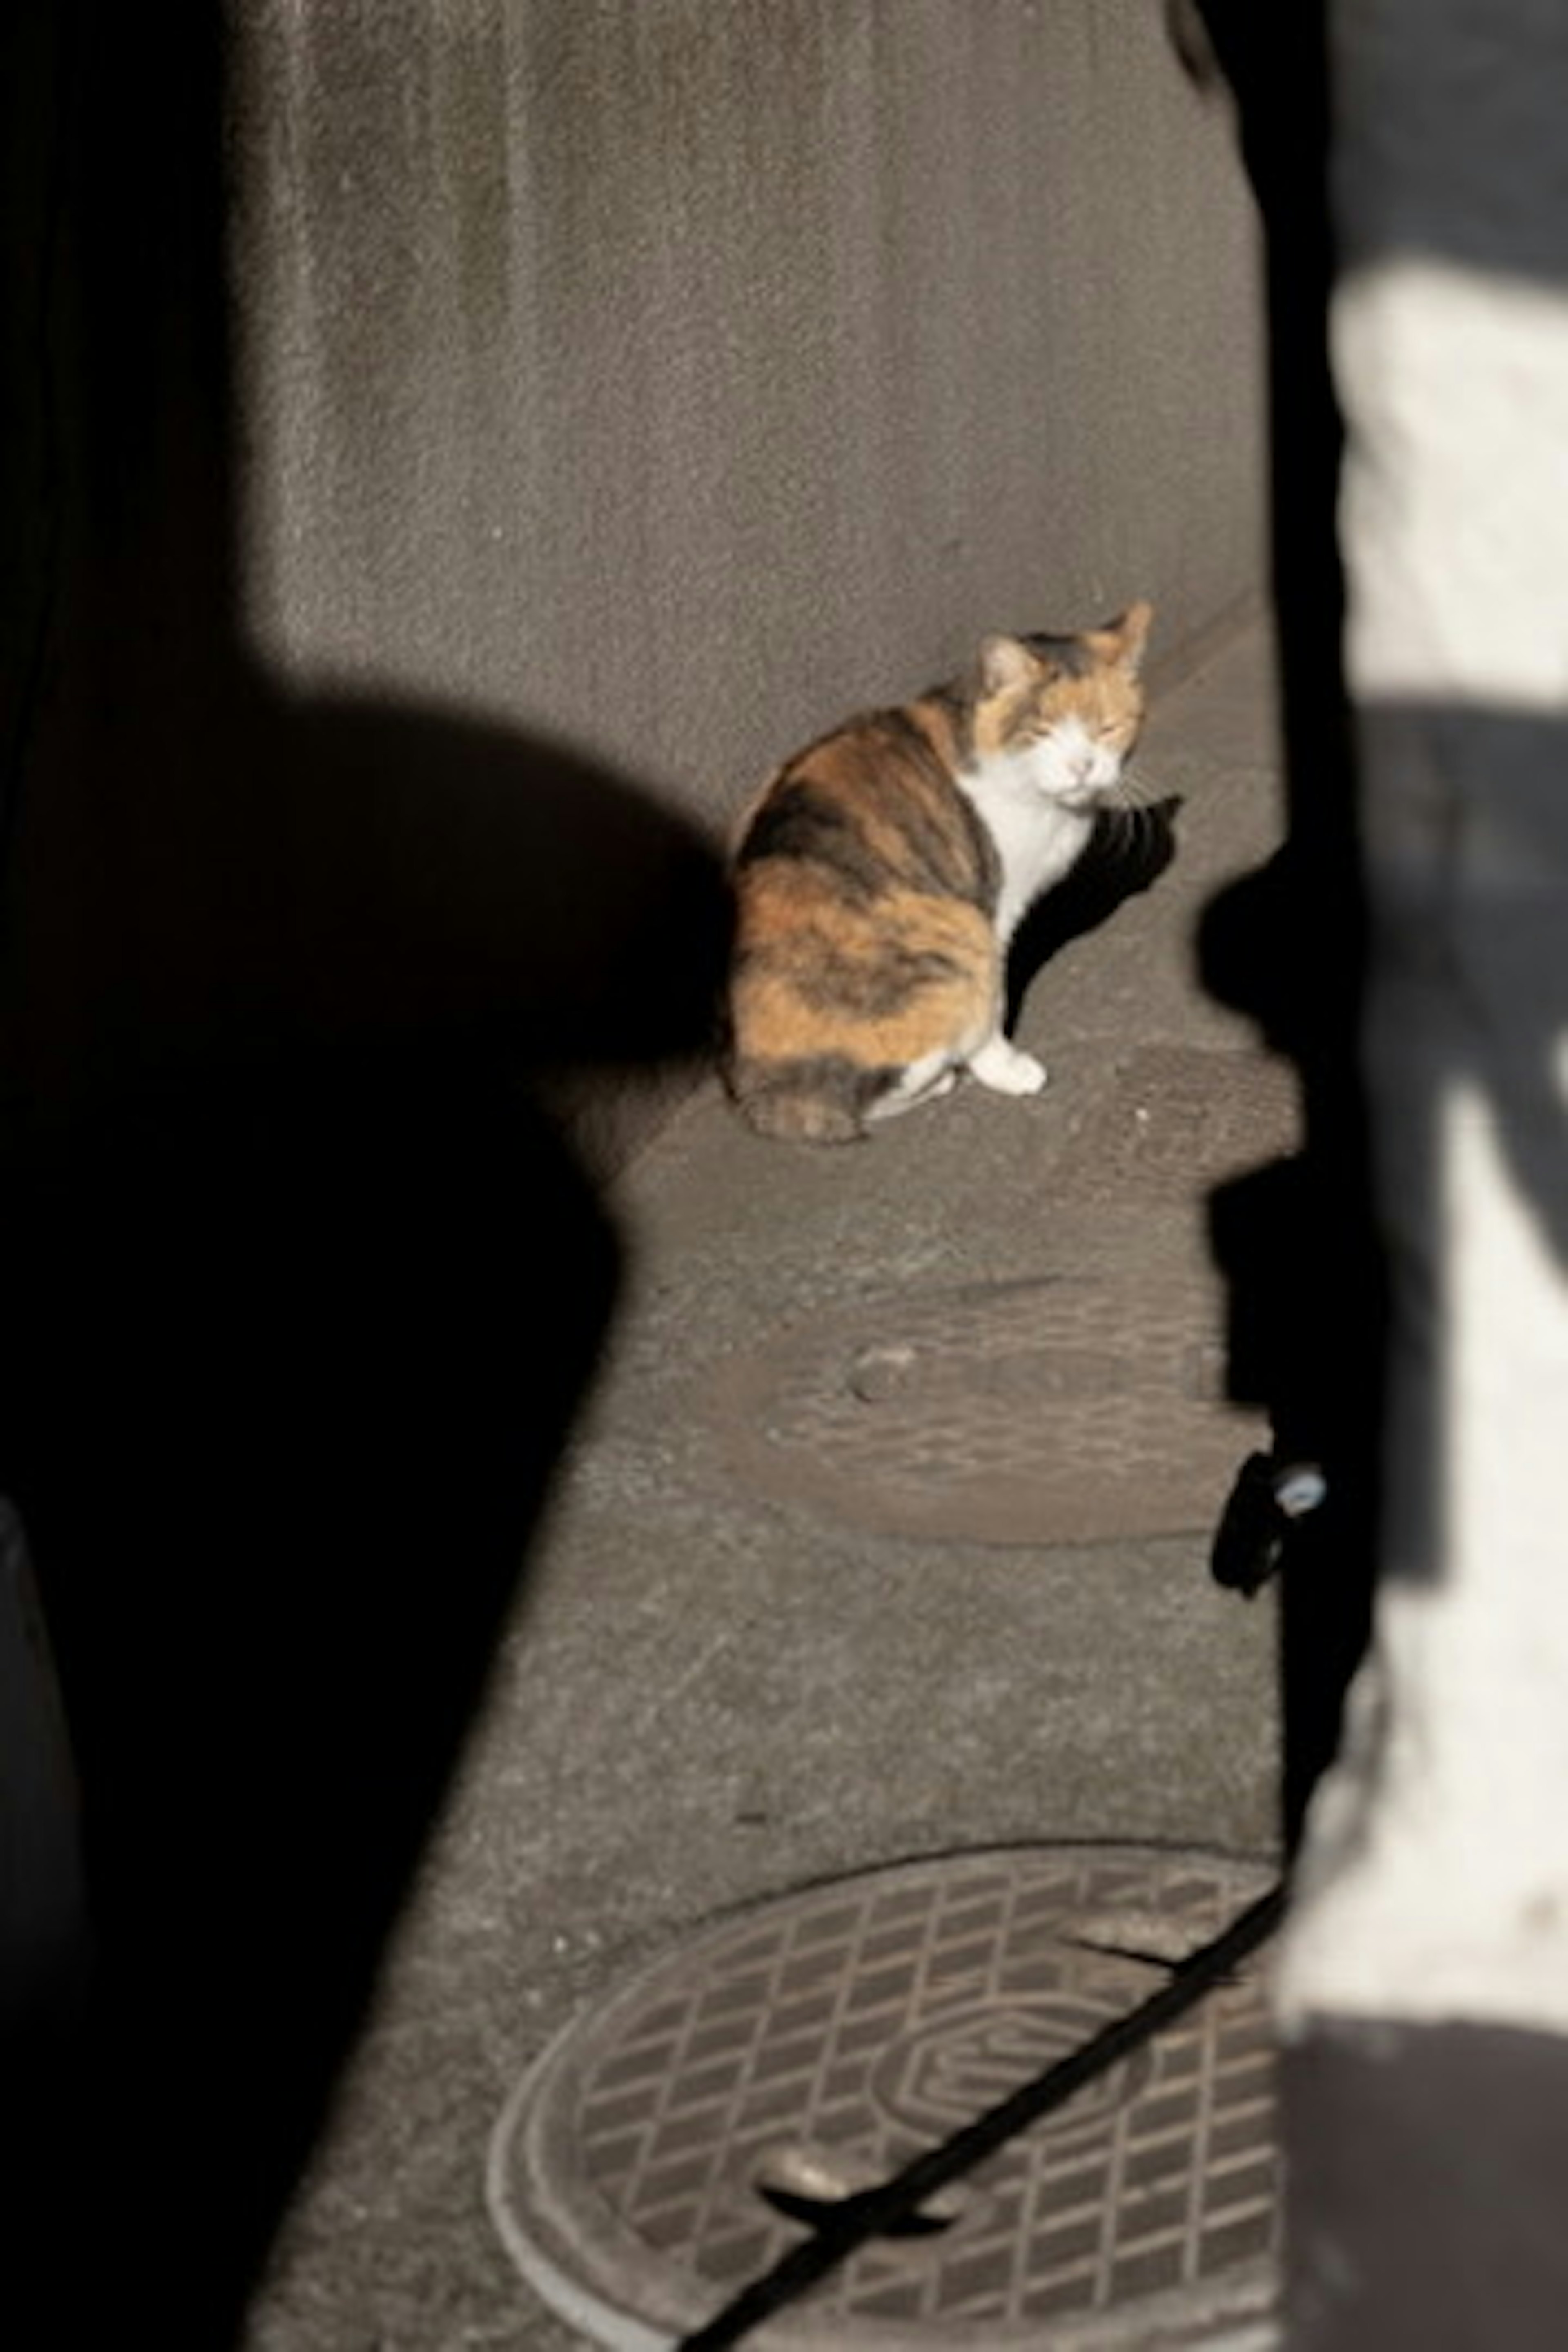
[865,1054,961,1123]
[969,1039,1048,1096]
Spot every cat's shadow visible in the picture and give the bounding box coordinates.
[1004,795,1183,1026]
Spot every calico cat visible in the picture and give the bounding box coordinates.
[723,600,1153,1141]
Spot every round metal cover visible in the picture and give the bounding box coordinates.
[488,1845,1281,2349]
[702,1273,1261,1546]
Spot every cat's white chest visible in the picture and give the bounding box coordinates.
[959,746,1097,944]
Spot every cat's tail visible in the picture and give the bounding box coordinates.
[724,1056,870,1144]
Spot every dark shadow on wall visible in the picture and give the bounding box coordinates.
[0,10,727,2342]
[1182,1,1385,1846]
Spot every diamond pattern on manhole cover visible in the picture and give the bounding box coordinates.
[702,1271,1262,1546]
[488,1846,1281,2350]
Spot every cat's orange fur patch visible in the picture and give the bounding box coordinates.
[731,886,996,1066]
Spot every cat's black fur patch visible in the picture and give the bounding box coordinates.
[736,782,890,902]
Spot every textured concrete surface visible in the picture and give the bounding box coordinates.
[0,10,1276,2339]
[2,3,1263,1174]
[230,0,1264,848]
[245,617,1289,2349]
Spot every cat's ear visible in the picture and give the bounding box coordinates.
[975,633,1039,699]
[1092,599,1154,675]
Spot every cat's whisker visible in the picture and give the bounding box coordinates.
[1101,789,1147,838]
[1101,805,1153,867]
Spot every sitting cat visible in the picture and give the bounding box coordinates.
[723,600,1153,1141]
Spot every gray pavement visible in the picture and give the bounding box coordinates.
[247,615,1291,2350]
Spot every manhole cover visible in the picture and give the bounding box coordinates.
[489,1846,1281,2349]
[702,1272,1261,1546]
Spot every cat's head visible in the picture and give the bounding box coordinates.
[968,600,1152,808]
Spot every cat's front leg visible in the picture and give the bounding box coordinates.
[967,1034,1047,1096]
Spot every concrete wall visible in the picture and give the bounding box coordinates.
[0,3,1265,1171]
[1281,0,1568,2046]
[1277,1,1568,2338]
[230,0,1263,837]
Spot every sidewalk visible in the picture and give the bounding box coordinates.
[249,615,1293,2349]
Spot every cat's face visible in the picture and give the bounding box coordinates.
[970,601,1151,809]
